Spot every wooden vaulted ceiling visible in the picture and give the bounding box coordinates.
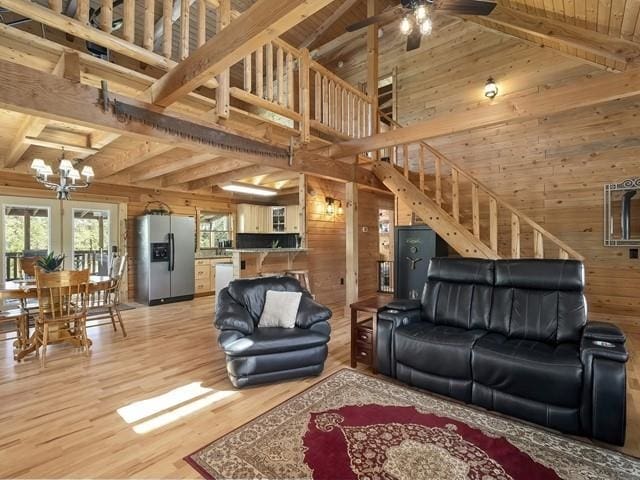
[0,0,638,197]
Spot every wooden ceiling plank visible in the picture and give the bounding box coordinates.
[299,0,360,50]
[328,67,640,157]
[83,142,174,178]
[127,152,219,182]
[162,158,248,186]
[187,164,276,190]
[23,136,99,155]
[468,6,640,67]
[148,0,335,107]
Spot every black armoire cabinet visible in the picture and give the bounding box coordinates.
[394,226,448,299]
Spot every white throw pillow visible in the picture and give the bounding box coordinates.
[258,290,302,328]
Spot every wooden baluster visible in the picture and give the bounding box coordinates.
[266,43,274,101]
[322,76,329,126]
[534,230,544,258]
[100,0,113,33]
[434,156,442,207]
[559,248,569,260]
[180,0,190,60]
[76,0,90,23]
[360,99,366,138]
[197,0,207,47]
[143,0,155,51]
[276,47,284,105]
[328,80,334,128]
[256,46,264,98]
[357,98,362,138]
[162,0,172,58]
[48,0,62,14]
[336,86,343,133]
[342,90,348,135]
[403,144,409,179]
[286,53,294,109]
[451,168,460,222]
[244,54,252,93]
[489,197,498,253]
[300,48,311,143]
[472,183,480,238]
[123,0,135,42]
[511,213,521,258]
[314,72,321,121]
[390,124,397,165]
[418,145,425,191]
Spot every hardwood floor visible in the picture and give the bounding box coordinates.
[0,297,638,478]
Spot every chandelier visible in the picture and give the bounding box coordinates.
[30,149,95,200]
[399,2,433,36]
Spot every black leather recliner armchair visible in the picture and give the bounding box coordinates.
[377,258,628,445]
[215,276,332,388]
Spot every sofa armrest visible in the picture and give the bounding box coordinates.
[376,307,422,378]
[582,321,626,344]
[215,287,254,335]
[579,329,628,446]
[386,299,421,311]
[296,295,332,329]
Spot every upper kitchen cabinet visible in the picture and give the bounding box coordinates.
[237,204,300,234]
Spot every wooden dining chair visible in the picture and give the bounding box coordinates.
[0,292,28,361]
[35,269,90,367]
[19,256,40,279]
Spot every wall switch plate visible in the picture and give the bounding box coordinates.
[630,249,639,259]
[362,226,369,233]
[340,278,344,285]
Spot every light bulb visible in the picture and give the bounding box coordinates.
[400,16,412,35]
[415,4,428,21]
[484,78,498,99]
[420,18,432,35]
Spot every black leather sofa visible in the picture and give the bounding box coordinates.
[214,276,332,388]
[377,258,628,445]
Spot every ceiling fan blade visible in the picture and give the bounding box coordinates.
[345,7,404,32]
[435,0,497,16]
[406,30,422,52]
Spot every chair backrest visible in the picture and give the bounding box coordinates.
[36,269,90,322]
[489,259,587,344]
[20,256,41,278]
[110,254,127,281]
[422,258,494,330]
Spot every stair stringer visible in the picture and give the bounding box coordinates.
[372,160,500,259]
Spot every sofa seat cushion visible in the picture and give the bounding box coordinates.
[472,333,582,408]
[395,322,487,379]
[222,327,329,357]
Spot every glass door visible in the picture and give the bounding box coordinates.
[0,196,61,281]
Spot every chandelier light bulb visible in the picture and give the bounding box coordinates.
[400,16,412,35]
[420,17,433,35]
[59,159,74,174]
[30,158,46,171]
[40,164,54,179]
[81,165,95,180]
[68,168,81,184]
[484,77,498,99]
[415,4,428,21]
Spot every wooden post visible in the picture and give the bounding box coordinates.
[322,76,329,125]
[76,0,90,23]
[197,0,207,47]
[298,173,306,248]
[143,0,155,50]
[162,0,173,58]
[534,230,544,258]
[314,72,321,122]
[276,46,284,105]
[472,183,480,238]
[434,156,442,207]
[256,45,264,98]
[346,182,359,307]
[266,42,274,102]
[123,0,135,42]
[511,213,520,258]
[48,0,62,14]
[403,144,409,178]
[489,197,498,253]
[300,48,311,143]
[451,168,459,222]
[216,0,231,118]
[286,52,294,109]
[100,0,113,33]
[559,248,569,260]
[418,144,425,192]
[367,0,379,157]
[180,0,190,60]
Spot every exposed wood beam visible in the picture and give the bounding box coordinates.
[187,164,275,190]
[4,116,49,168]
[299,0,360,50]
[0,58,385,190]
[328,68,640,158]
[23,137,99,155]
[83,142,174,178]
[162,158,248,186]
[149,0,335,107]
[311,29,365,62]
[468,6,640,69]
[119,151,218,183]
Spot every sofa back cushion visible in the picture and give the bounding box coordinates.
[490,260,586,344]
[227,276,305,323]
[422,258,494,330]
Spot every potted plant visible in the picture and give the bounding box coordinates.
[37,252,65,273]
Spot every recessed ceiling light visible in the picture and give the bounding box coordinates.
[221,182,278,196]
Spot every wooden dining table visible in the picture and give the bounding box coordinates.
[0,275,112,361]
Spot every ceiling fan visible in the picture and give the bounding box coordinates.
[346,0,497,52]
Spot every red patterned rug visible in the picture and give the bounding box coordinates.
[185,369,640,479]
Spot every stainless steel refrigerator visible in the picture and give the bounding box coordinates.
[136,214,195,306]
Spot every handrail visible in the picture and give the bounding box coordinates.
[309,60,371,102]
[377,109,584,261]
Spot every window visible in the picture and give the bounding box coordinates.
[272,207,285,232]
[3,205,50,280]
[200,213,233,250]
[72,208,110,274]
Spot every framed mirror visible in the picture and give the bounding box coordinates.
[604,178,640,246]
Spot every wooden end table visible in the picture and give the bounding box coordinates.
[350,296,392,373]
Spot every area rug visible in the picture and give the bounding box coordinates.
[185,369,640,480]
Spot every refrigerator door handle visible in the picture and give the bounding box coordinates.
[167,233,173,272]
[171,232,176,271]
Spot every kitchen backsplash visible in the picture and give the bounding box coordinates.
[236,233,300,249]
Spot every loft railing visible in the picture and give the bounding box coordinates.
[376,110,583,261]
[0,0,373,143]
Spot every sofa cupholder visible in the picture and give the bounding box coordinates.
[593,340,617,348]
[386,309,399,314]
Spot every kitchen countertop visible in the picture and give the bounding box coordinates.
[195,252,233,259]
[228,248,308,253]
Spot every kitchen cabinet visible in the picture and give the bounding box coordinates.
[194,258,233,295]
[237,204,301,234]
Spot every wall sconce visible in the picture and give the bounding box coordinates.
[325,197,335,216]
[337,201,344,216]
[484,77,498,99]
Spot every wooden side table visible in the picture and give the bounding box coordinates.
[349,296,391,373]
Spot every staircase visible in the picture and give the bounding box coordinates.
[372,113,583,261]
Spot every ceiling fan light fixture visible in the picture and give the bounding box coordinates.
[400,16,413,35]
[415,4,428,21]
[420,17,433,35]
[484,77,498,99]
